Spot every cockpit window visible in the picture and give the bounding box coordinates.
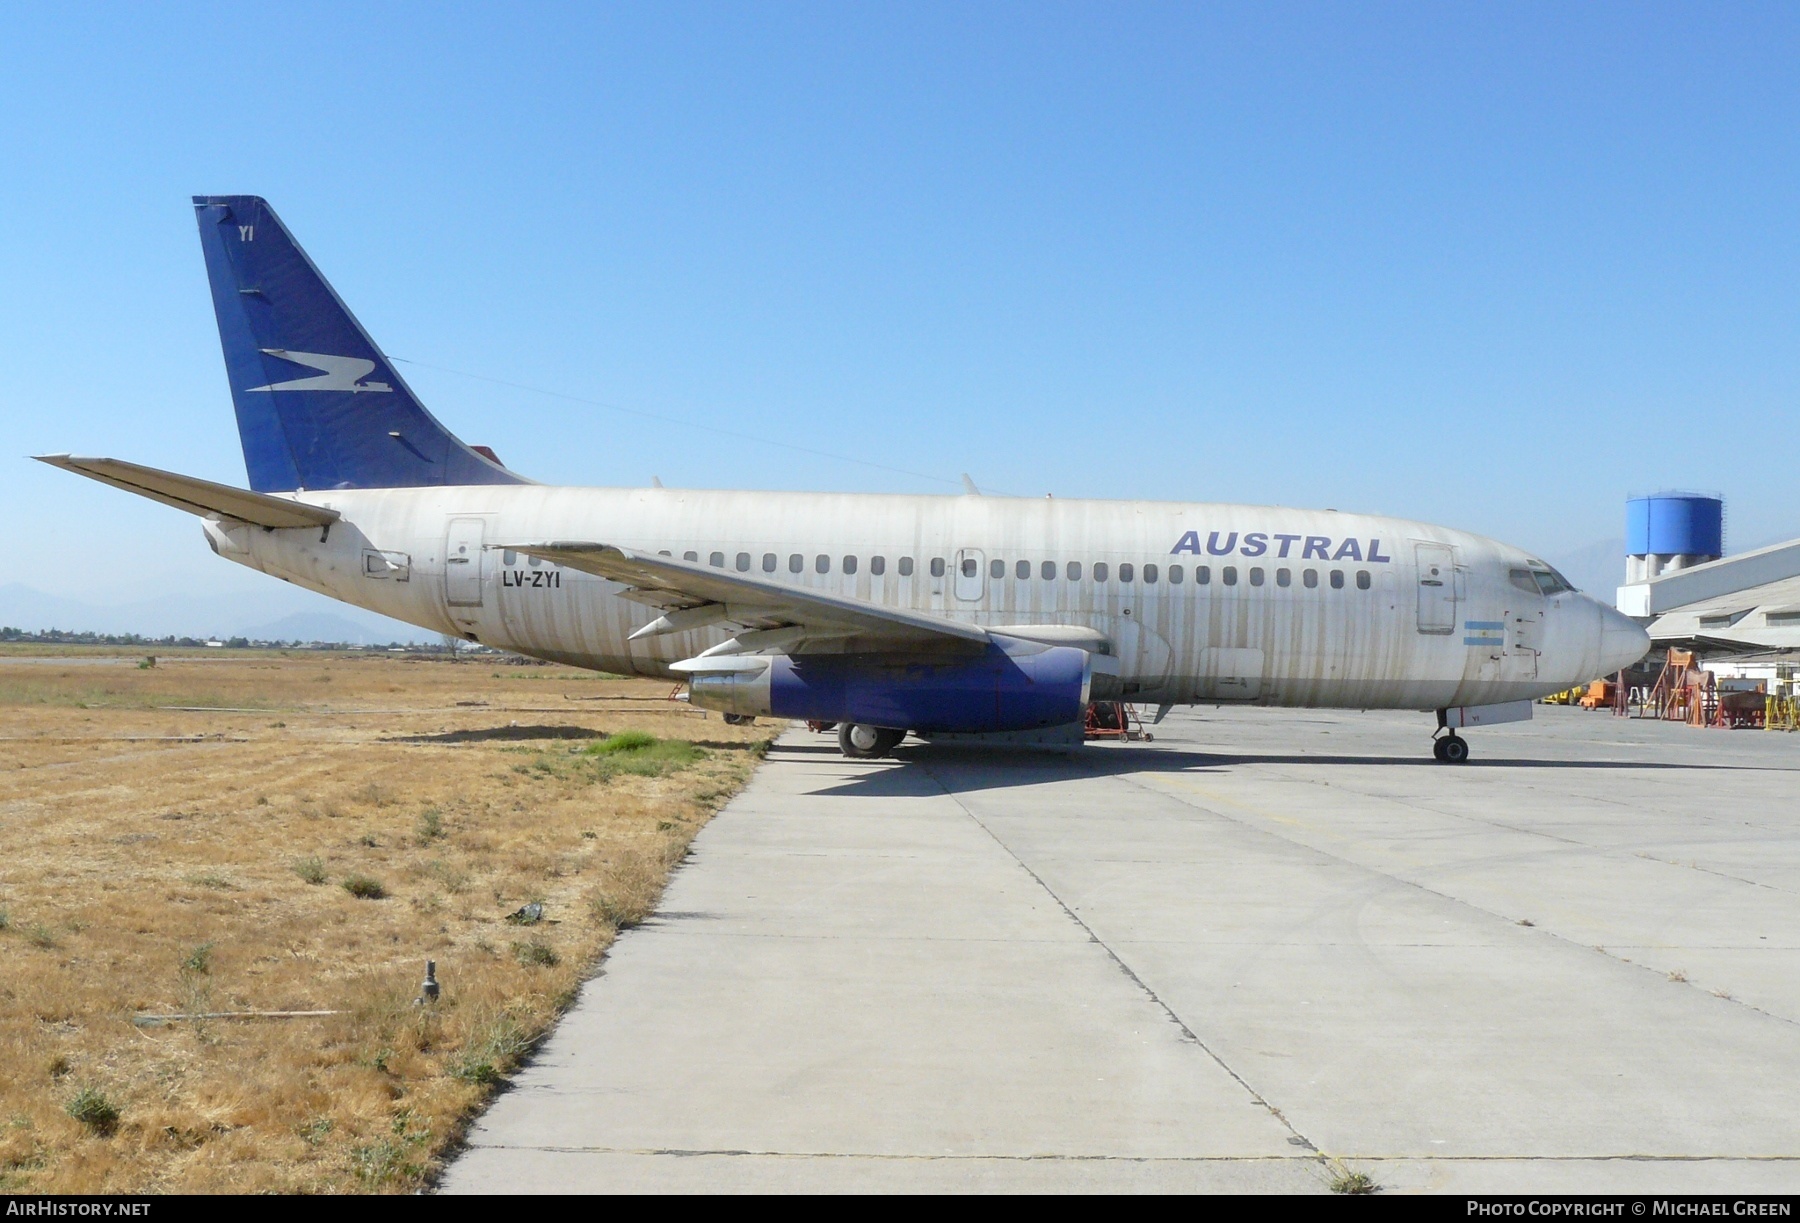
[1513,564,1576,596]
[1534,569,1575,596]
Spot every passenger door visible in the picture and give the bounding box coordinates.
[1414,542,1457,635]
[445,517,487,608]
[954,548,985,602]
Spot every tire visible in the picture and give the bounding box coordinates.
[722,713,755,726]
[1432,738,1449,762]
[1440,735,1470,764]
[839,723,903,759]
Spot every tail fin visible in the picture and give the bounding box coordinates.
[193,196,527,492]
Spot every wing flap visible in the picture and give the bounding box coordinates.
[505,542,992,648]
[35,455,340,529]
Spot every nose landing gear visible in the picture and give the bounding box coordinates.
[1432,707,1474,763]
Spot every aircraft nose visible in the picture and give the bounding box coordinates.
[1599,605,1651,675]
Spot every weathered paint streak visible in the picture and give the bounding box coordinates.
[224,486,1628,713]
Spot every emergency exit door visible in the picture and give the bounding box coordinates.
[954,548,986,601]
[445,518,487,608]
[1415,542,1457,634]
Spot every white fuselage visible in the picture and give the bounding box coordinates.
[208,485,1645,711]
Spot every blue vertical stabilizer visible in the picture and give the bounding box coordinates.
[193,196,527,492]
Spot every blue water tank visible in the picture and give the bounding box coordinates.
[1625,495,1723,558]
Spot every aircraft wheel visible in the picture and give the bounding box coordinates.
[1432,738,1448,762]
[722,713,755,725]
[839,723,903,759]
[1440,734,1470,764]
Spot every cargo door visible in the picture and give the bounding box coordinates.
[1202,647,1265,701]
[954,548,986,602]
[1414,542,1457,634]
[445,517,487,608]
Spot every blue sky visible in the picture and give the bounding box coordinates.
[2,2,1796,622]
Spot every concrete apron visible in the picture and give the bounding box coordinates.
[442,709,1800,1194]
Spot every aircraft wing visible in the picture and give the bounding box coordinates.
[34,455,340,530]
[503,542,991,653]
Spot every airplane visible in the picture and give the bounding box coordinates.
[38,196,1651,763]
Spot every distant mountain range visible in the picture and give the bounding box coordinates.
[0,583,432,644]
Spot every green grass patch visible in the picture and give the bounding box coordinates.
[416,808,444,842]
[341,875,386,900]
[577,732,705,778]
[65,1088,119,1136]
[512,938,558,968]
[447,1014,531,1086]
[584,730,658,754]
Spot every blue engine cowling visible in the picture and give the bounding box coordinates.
[686,642,1092,732]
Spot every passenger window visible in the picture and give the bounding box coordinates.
[816,555,830,574]
[1017,559,1031,579]
[1356,570,1371,590]
[1119,563,1134,583]
[1222,566,1237,586]
[763,553,777,572]
[990,559,1005,579]
[1196,565,1210,585]
[1330,570,1345,589]
[871,556,886,575]
[1143,563,1157,584]
[1303,569,1318,589]
[930,557,946,578]
[502,549,517,566]
[790,554,804,573]
[1276,568,1291,587]
[1168,564,1183,585]
[1249,567,1265,587]
[843,555,857,575]
[960,557,978,578]
[1041,560,1056,580]
[900,557,915,577]
[658,550,672,557]
[528,554,541,567]
[1067,561,1082,581]
[710,551,725,568]
[683,551,698,562]
[736,553,751,572]
[1094,562,1109,582]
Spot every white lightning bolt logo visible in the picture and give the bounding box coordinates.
[247,349,392,394]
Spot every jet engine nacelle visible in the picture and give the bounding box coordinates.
[685,643,1093,733]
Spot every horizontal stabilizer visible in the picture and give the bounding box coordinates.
[34,455,339,529]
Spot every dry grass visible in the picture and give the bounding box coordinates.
[0,646,775,1192]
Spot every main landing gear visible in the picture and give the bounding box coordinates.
[838,723,905,759]
[1431,731,1470,764]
